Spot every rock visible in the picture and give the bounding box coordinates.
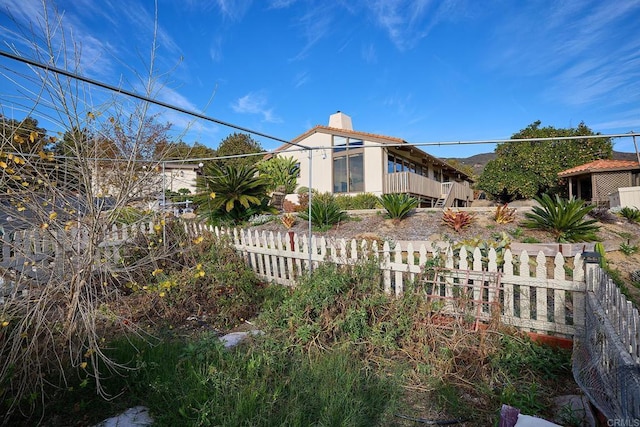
[219,330,264,348]
[94,406,152,427]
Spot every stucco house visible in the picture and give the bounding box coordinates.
[272,112,474,207]
[91,162,201,198]
[558,159,640,207]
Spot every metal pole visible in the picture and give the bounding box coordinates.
[162,162,167,247]
[308,149,313,273]
[633,134,640,166]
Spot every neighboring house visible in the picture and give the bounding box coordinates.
[91,162,201,198]
[272,112,474,207]
[558,159,640,207]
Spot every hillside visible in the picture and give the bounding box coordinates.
[446,150,638,176]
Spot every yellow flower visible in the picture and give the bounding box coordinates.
[49,211,57,220]
[153,224,162,232]
[159,292,166,297]
[84,348,94,357]
[193,236,204,244]
[80,362,87,369]
[210,192,216,199]
[152,268,164,277]
[1,321,8,327]
[196,263,203,270]
[199,270,205,277]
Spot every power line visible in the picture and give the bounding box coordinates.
[2,49,639,165]
[0,49,311,150]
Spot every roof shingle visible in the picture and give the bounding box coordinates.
[558,159,640,177]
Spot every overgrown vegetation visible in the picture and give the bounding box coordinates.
[521,194,599,242]
[379,193,418,220]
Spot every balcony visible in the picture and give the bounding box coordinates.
[383,172,473,207]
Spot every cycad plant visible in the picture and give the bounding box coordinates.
[619,206,640,223]
[521,194,599,242]
[298,195,348,231]
[379,193,418,221]
[195,164,275,224]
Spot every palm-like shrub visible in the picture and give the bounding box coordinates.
[298,196,348,230]
[619,206,640,223]
[195,164,275,224]
[521,194,599,242]
[379,193,418,220]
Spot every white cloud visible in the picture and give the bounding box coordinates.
[214,0,252,21]
[366,0,464,51]
[293,71,309,88]
[290,5,333,61]
[231,91,282,123]
[361,43,377,63]
[268,0,297,9]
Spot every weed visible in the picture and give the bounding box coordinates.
[509,227,524,239]
[620,242,639,256]
[521,236,541,243]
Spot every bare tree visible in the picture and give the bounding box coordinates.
[0,1,194,421]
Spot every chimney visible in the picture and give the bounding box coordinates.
[328,111,353,130]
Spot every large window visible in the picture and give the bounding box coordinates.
[332,136,364,193]
[387,153,427,177]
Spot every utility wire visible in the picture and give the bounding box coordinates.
[0,49,311,150]
[2,49,639,164]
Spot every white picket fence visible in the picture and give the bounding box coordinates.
[185,224,588,337]
[1,220,638,419]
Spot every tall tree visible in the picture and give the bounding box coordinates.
[476,121,612,202]
[154,140,217,161]
[216,133,264,168]
[0,114,54,192]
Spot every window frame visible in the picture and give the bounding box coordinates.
[332,135,365,193]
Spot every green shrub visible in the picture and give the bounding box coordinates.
[335,193,381,210]
[619,206,640,223]
[298,196,348,231]
[521,194,599,242]
[379,193,418,220]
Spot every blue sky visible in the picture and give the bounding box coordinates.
[1,0,640,158]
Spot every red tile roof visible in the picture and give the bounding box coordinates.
[558,159,640,177]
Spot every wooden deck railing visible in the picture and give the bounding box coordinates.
[383,172,473,204]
